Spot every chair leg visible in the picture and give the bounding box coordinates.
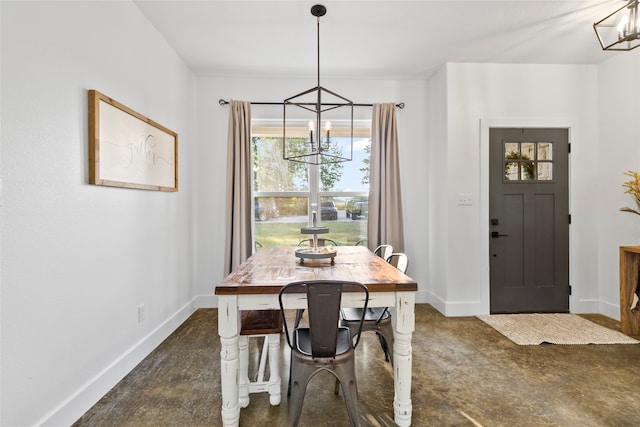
[377,323,395,365]
[333,361,361,427]
[377,334,389,362]
[288,358,315,427]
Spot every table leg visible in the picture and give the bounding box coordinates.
[267,333,281,405]
[219,295,240,427]
[238,335,250,408]
[392,292,415,427]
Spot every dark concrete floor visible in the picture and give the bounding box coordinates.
[73,305,640,427]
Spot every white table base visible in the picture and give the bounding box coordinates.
[218,291,415,426]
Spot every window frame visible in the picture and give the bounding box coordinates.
[252,120,371,227]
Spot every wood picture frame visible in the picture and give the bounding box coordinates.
[89,90,178,191]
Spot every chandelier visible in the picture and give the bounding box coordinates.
[282,4,353,165]
[594,0,640,51]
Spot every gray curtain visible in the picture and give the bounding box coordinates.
[368,103,404,252]
[224,100,252,276]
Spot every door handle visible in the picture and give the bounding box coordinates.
[491,231,509,238]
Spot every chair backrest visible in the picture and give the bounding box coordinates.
[279,280,369,357]
[386,253,408,274]
[298,238,338,247]
[374,244,393,260]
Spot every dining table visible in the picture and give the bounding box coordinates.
[215,245,418,426]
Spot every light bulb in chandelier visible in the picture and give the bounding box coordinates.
[618,14,629,38]
[308,120,315,146]
[322,121,331,150]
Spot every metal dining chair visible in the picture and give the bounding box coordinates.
[341,252,408,364]
[279,280,369,427]
[297,238,338,247]
[387,252,409,275]
[293,238,339,327]
[374,244,393,261]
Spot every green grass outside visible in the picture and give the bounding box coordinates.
[255,220,367,247]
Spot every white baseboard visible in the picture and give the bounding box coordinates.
[426,293,616,318]
[569,297,599,314]
[426,291,447,315]
[598,299,620,321]
[39,298,199,426]
[425,291,486,316]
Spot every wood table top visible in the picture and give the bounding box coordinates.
[216,246,417,295]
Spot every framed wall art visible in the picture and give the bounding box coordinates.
[88,89,178,191]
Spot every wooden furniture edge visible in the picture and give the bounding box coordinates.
[216,282,417,295]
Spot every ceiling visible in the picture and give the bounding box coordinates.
[133,0,622,79]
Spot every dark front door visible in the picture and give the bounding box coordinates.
[489,128,569,313]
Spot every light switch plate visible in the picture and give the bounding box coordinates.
[457,193,473,206]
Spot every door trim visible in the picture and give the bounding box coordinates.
[479,117,574,314]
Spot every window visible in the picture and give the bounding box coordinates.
[504,141,553,181]
[252,121,371,248]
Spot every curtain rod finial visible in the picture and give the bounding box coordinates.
[219,99,228,106]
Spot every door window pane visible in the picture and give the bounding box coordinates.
[521,162,535,180]
[505,162,519,180]
[538,142,552,160]
[522,142,535,160]
[505,143,519,159]
[538,163,553,180]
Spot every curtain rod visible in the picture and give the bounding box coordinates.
[218,99,405,109]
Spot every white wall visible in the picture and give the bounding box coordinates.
[1,2,197,425]
[598,50,640,319]
[196,76,430,302]
[1,1,630,425]
[428,63,600,316]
